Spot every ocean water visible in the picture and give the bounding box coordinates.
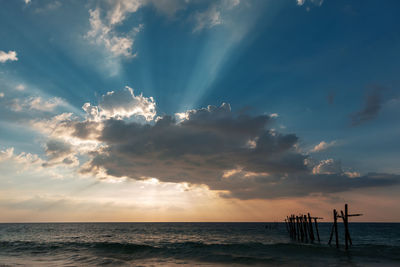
[0,223,399,266]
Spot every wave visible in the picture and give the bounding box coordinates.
[1,241,399,264]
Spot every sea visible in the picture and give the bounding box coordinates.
[0,222,399,266]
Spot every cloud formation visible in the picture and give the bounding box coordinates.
[311,140,336,152]
[12,96,65,112]
[86,0,242,57]
[351,88,382,126]
[26,87,400,200]
[87,7,143,58]
[193,5,222,32]
[82,86,156,121]
[297,0,324,6]
[0,50,18,63]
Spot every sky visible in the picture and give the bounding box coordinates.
[0,0,399,222]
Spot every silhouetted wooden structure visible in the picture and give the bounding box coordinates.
[328,204,362,250]
[285,203,362,250]
[284,213,322,243]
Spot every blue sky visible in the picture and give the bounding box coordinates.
[0,0,399,222]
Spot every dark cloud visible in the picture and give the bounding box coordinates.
[219,172,399,199]
[72,103,400,199]
[351,88,383,126]
[42,139,78,167]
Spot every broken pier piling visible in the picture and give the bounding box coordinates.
[285,213,322,243]
[285,204,362,250]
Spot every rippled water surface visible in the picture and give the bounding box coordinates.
[0,223,399,266]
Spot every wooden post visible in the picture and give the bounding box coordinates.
[296,216,302,241]
[314,218,320,242]
[345,204,353,246]
[302,215,308,242]
[334,209,339,248]
[340,210,349,250]
[290,216,295,239]
[285,219,289,234]
[290,216,294,239]
[308,213,315,242]
[328,223,334,245]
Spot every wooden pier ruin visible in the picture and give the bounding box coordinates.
[285,213,322,243]
[328,204,362,249]
[284,204,362,250]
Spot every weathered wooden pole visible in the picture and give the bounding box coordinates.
[340,210,349,250]
[290,216,294,239]
[302,215,309,242]
[307,213,315,242]
[334,209,339,248]
[328,222,334,245]
[314,218,321,242]
[345,204,353,246]
[285,219,289,234]
[290,216,295,239]
[296,216,301,241]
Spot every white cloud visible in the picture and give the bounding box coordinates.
[107,0,142,26]
[311,140,336,152]
[312,159,342,174]
[297,0,305,5]
[0,147,43,167]
[83,86,156,121]
[0,51,18,63]
[0,92,4,98]
[87,7,143,58]
[86,0,243,58]
[270,113,279,118]
[223,0,241,9]
[12,96,65,112]
[193,5,222,32]
[16,84,25,91]
[0,147,14,162]
[24,0,31,4]
[345,171,361,178]
[297,0,324,7]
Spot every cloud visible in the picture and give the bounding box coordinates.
[86,0,243,58]
[223,0,241,9]
[42,139,79,167]
[270,113,279,118]
[82,86,156,121]
[67,101,398,199]
[312,158,342,174]
[0,147,43,168]
[193,5,222,32]
[351,88,382,126]
[12,96,65,112]
[296,0,324,10]
[34,1,61,13]
[16,84,25,91]
[24,0,31,4]
[0,50,18,63]
[219,171,399,200]
[0,92,4,98]
[86,3,143,58]
[311,140,336,152]
[26,88,400,200]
